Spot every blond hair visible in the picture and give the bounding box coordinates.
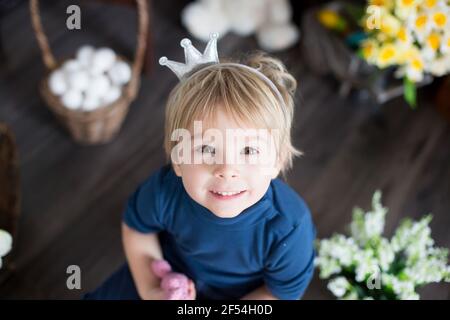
[164,51,302,176]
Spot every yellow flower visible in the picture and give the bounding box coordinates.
[377,44,399,67]
[406,60,424,81]
[411,13,432,41]
[414,14,429,30]
[396,0,418,19]
[427,32,441,51]
[369,0,394,9]
[407,55,425,82]
[410,57,424,71]
[397,44,419,64]
[432,11,448,29]
[380,14,401,36]
[423,0,438,10]
[362,40,379,62]
[401,47,425,81]
[397,27,411,44]
[318,10,341,29]
[397,0,416,9]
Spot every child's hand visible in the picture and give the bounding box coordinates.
[151,259,196,300]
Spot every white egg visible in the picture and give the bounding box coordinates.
[82,94,102,111]
[86,74,111,98]
[48,70,68,96]
[108,61,131,86]
[102,86,122,105]
[61,89,83,110]
[62,59,81,73]
[0,229,12,257]
[76,45,95,67]
[66,70,90,92]
[91,47,116,75]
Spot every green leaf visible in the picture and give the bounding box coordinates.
[404,77,417,109]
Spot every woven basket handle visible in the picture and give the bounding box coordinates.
[29,0,149,99]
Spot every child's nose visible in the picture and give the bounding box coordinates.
[214,164,240,179]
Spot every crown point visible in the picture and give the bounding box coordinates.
[159,57,168,65]
[210,33,219,39]
[180,38,192,48]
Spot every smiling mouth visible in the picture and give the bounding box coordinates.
[209,190,247,200]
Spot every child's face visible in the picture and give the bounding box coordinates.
[173,107,280,218]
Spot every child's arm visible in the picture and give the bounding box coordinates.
[240,284,279,300]
[122,222,166,300]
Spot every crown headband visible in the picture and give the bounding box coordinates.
[159,33,286,109]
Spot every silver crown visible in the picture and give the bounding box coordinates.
[159,33,220,80]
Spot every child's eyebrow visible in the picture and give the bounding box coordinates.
[190,132,269,143]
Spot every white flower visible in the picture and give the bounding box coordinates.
[427,55,450,76]
[378,238,395,271]
[328,277,350,298]
[399,290,420,300]
[316,191,450,300]
[341,289,359,300]
[350,191,387,246]
[354,250,377,282]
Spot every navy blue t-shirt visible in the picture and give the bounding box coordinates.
[123,164,316,300]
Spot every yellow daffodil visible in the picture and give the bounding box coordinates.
[369,0,395,10]
[397,44,420,64]
[362,39,379,62]
[421,32,441,60]
[410,13,432,41]
[431,10,448,29]
[377,43,399,67]
[396,0,418,19]
[380,14,402,36]
[423,0,439,10]
[397,26,412,44]
[427,32,441,51]
[360,0,450,82]
[397,0,416,10]
[400,47,425,81]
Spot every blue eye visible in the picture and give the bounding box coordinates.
[197,145,215,154]
[242,147,259,155]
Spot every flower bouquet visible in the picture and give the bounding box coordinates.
[315,191,450,299]
[359,0,450,107]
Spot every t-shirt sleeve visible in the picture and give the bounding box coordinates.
[264,209,316,300]
[122,169,166,233]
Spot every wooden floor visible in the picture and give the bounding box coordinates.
[0,1,449,299]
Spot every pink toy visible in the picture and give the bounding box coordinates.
[151,259,192,300]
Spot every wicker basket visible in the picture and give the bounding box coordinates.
[29,0,148,145]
